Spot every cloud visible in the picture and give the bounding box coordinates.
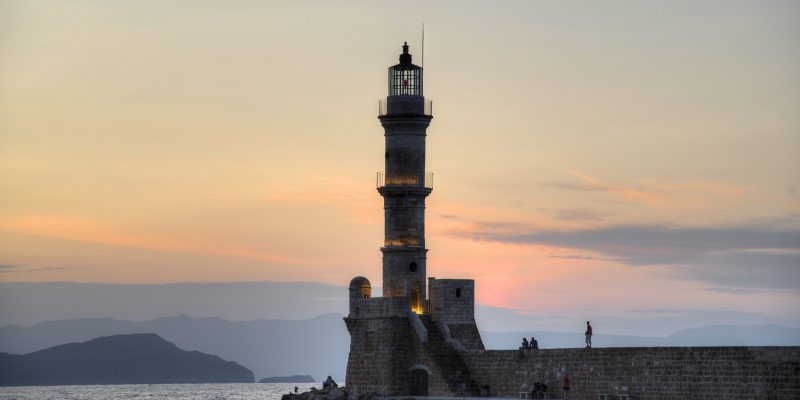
[0,265,75,274]
[475,304,570,332]
[669,249,800,291]
[619,308,800,328]
[555,208,613,221]
[542,171,750,207]
[449,220,800,291]
[0,216,311,266]
[543,171,662,203]
[546,253,617,261]
[701,287,783,295]
[265,175,380,225]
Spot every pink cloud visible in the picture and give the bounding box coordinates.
[0,215,311,266]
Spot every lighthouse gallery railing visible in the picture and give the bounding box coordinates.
[377,171,433,189]
[378,99,433,117]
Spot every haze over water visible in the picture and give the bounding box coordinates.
[0,383,317,400]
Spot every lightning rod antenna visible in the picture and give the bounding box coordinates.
[421,23,425,69]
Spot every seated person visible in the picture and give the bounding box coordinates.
[519,337,529,350]
[532,382,548,399]
[323,376,337,389]
[530,337,539,349]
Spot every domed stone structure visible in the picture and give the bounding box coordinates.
[348,276,371,317]
[349,276,371,299]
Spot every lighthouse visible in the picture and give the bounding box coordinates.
[377,41,433,314]
[344,42,482,396]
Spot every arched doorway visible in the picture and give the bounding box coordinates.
[410,367,429,396]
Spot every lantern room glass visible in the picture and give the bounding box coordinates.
[388,66,422,96]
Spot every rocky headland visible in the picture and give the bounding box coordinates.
[0,333,254,386]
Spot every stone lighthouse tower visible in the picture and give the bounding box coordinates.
[378,41,433,313]
[345,43,482,396]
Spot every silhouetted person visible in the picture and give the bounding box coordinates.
[294,386,298,394]
[532,382,548,399]
[518,337,529,356]
[562,371,570,399]
[323,376,337,389]
[530,336,538,349]
[585,321,593,348]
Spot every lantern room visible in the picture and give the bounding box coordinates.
[388,42,422,96]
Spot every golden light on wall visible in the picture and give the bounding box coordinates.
[376,172,434,188]
[384,239,420,247]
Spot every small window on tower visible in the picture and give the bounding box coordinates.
[409,262,418,272]
[455,288,462,298]
[385,151,389,159]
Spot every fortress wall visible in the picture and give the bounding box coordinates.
[460,346,800,399]
[350,297,409,319]
[344,316,411,395]
[345,315,454,396]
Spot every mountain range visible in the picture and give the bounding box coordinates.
[0,333,254,386]
[3,282,797,338]
[1,314,798,382]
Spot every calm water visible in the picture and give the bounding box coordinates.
[0,383,321,400]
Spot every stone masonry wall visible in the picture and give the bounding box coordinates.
[349,297,408,319]
[406,320,455,396]
[428,278,475,324]
[459,346,800,399]
[344,316,411,396]
[447,323,485,351]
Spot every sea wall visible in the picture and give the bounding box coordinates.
[460,346,800,399]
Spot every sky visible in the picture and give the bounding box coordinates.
[1,1,799,334]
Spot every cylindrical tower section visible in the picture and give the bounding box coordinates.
[377,42,432,315]
[348,276,371,316]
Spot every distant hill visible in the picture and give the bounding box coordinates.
[3,282,798,337]
[259,375,316,383]
[2,316,798,383]
[0,314,350,381]
[0,281,350,327]
[0,333,254,386]
[481,324,800,349]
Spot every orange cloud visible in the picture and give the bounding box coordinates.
[266,175,381,225]
[0,215,310,266]
[567,171,665,204]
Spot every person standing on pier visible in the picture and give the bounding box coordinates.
[585,321,593,348]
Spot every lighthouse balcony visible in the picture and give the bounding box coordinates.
[378,97,433,116]
[376,171,433,189]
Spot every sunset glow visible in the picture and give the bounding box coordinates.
[1,0,798,334]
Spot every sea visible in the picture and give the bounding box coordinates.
[0,383,321,400]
